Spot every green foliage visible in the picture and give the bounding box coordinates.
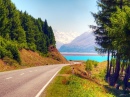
[43,66,115,97]
[93,0,130,87]
[98,69,106,80]
[0,0,56,63]
[6,43,21,63]
[0,37,21,63]
[105,6,130,59]
[59,66,71,74]
[0,46,12,58]
[85,60,98,71]
[67,75,96,97]
[111,58,116,67]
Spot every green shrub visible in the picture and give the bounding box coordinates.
[0,46,13,58]
[85,60,98,71]
[85,61,93,71]
[59,66,71,74]
[6,43,21,64]
[99,69,106,80]
[3,57,19,66]
[27,43,36,51]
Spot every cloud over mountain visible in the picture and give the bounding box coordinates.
[54,30,80,49]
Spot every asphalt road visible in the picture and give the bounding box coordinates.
[0,64,69,97]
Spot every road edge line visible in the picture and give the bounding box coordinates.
[35,68,62,97]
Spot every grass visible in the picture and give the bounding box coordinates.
[0,49,68,72]
[41,63,118,97]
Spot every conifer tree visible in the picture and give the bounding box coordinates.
[0,0,56,63]
[92,0,130,85]
[42,19,50,47]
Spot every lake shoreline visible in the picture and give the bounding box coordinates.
[61,52,110,62]
[60,52,107,56]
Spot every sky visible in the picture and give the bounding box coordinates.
[11,0,98,34]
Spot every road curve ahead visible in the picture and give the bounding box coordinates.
[0,64,69,97]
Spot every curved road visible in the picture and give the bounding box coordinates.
[0,64,69,97]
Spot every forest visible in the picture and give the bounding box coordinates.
[91,0,130,92]
[0,0,56,64]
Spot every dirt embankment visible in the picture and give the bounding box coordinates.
[0,46,68,71]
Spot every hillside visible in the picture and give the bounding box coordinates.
[59,32,98,53]
[42,61,130,97]
[0,47,68,72]
[42,61,112,97]
[0,0,61,68]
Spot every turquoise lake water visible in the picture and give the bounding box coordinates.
[64,55,109,62]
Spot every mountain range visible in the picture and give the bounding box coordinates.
[54,30,80,49]
[59,32,97,53]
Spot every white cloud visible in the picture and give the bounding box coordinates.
[54,30,81,44]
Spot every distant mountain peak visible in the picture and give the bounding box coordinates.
[59,31,97,53]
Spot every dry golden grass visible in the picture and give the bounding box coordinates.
[92,61,107,75]
[20,49,59,66]
[0,59,17,71]
[0,48,68,72]
[20,48,68,66]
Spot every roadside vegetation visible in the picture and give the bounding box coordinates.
[41,60,130,97]
[90,0,130,93]
[0,0,68,72]
[0,48,68,72]
[0,0,58,68]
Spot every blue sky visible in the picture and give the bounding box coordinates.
[11,0,98,34]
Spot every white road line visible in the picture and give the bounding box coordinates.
[35,68,62,97]
[6,77,12,80]
[20,73,24,75]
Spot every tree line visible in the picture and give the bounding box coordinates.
[0,0,56,64]
[91,0,130,91]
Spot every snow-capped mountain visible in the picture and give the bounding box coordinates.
[54,30,80,49]
[59,32,97,53]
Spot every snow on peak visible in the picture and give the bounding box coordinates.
[54,30,81,44]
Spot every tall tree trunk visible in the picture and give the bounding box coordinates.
[113,66,115,74]
[109,62,112,75]
[109,53,114,75]
[106,50,110,80]
[113,54,120,86]
[120,0,123,9]
[123,65,130,91]
[120,65,124,76]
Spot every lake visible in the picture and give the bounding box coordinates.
[61,53,109,62]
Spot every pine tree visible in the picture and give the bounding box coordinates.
[92,0,118,80]
[34,18,47,53]
[48,26,56,46]
[0,0,9,38]
[0,0,56,63]
[42,19,50,47]
[20,12,36,51]
[105,6,130,88]
[92,0,130,85]
[4,0,26,44]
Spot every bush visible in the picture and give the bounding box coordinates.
[0,38,21,64]
[85,60,98,71]
[0,47,13,58]
[3,57,19,66]
[6,43,21,64]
